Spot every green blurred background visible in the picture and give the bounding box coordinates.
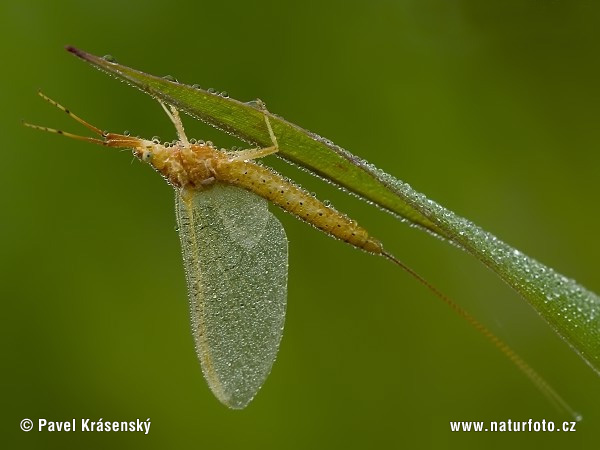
[2,0,599,448]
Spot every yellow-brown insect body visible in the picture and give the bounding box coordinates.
[145,141,382,254]
[217,159,383,254]
[27,91,579,418]
[148,142,218,189]
[25,91,382,254]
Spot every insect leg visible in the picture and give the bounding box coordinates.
[24,91,104,144]
[256,99,279,148]
[159,101,190,147]
[35,91,105,135]
[229,145,279,161]
[25,92,130,146]
[228,103,280,161]
[23,121,105,145]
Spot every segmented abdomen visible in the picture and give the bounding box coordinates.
[216,159,383,254]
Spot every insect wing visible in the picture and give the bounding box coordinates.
[175,185,288,409]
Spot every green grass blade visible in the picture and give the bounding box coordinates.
[66,47,443,237]
[66,46,600,374]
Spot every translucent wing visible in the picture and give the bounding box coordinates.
[175,184,288,409]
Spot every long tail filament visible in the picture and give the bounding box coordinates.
[381,250,580,421]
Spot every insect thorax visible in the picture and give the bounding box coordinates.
[149,143,221,189]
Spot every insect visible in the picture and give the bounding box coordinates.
[25,91,577,415]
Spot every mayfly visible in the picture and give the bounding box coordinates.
[25,91,577,416]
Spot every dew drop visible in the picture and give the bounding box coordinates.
[189,138,197,144]
[207,88,216,94]
[151,136,160,144]
[163,75,178,82]
[221,91,229,98]
[102,54,116,63]
[192,84,201,89]
[123,130,130,136]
